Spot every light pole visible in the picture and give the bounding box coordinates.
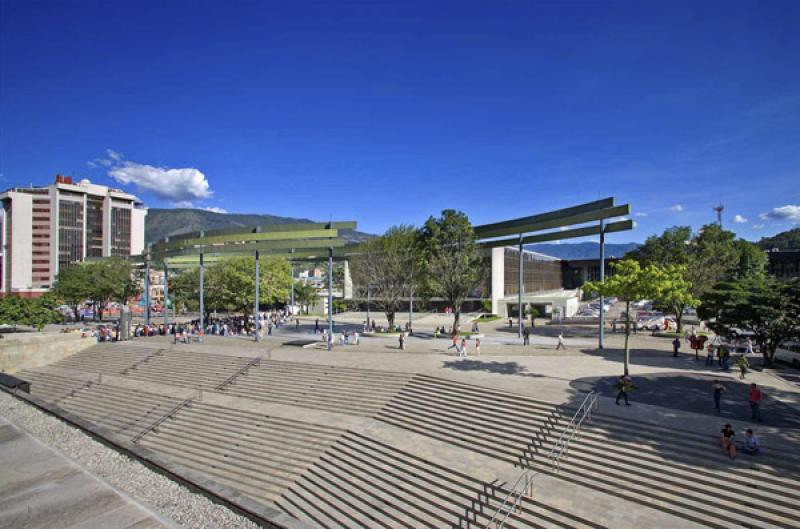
[254,250,260,342]
[327,247,334,351]
[598,219,606,350]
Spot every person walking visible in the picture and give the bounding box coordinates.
[672,337,681,357]
[556,333,566,351]
[460,338,468,359]
[448,334,460,355]
[737,355,750,380]
[749,383,764,422]
[314,318,320,334]
[713,380,725,414]
[745,337,755,356]
[721,347,731,371]
[523,326,531,346]
[399,332,405,350]
[615,375,633,405]
[705,343,715,366]
[475,337,481,357]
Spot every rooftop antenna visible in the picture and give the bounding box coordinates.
[713,203,724,227]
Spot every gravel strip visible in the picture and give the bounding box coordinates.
[0,391,261,529]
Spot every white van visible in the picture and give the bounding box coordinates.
[775,341,800,368]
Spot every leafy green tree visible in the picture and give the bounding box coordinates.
[625,226,691,267]
[293,281,318,314]
[0,294,62,330]
[419,210,483,333]
[52,264,95,320]
[699,277,800,365]
[626,225,766,322]
[650,265,700,334]
[350,225,418,331]
[733,239,768,280]
[584,259,662,375]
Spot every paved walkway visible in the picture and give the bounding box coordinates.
[0,415,174,529]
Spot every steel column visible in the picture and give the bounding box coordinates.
[599,219,605,350]
[199,252,204,336]
[366,286,371,328]
[327,247,333,351]
[290,262,295,313]
[408,266,413,329]
[254,250,260,342]
[518,234,524,339]
[144,253,150,326]
[163,264,169,328]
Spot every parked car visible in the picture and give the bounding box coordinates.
[775,341,800,368]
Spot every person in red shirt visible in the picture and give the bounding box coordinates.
[749,383,764,422]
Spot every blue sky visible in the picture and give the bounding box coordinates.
[1,0,799,242]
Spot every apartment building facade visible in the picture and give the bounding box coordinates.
[0,175,146,296]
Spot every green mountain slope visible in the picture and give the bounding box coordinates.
[145,208,373,244]
[758,227,800,250]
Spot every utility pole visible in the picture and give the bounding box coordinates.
[254,250,260,342]
[518,234,524,339]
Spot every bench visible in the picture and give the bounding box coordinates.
[0,372,31,393]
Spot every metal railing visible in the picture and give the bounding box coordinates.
[548,391,598,471]
[483,469,536,529]
[483,391,598,529]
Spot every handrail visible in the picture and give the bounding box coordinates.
[131,397,194,444]
[483,469,535,529]
[548,391,598,471]
[483,391,598,529]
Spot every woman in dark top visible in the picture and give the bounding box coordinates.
[720,424,737,459]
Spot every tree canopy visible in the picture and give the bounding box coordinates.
[418,210,484,332]
[584,259,666,375]
[349,225,418,330]
[699,277,800,364]
[0,294,63,330]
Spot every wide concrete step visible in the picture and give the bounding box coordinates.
[16,370,89,402]
[531,458,788,529]
[222,378,395,409]
[547,428,800,506]
[279,431,595,529]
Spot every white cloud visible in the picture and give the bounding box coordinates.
[634,212,648,217]
[758,205,800,221]
[110,161,211,202]
[89,149,213,203]
[202,206,228,214]
[670,204,684,213]
[752,224,765,230]
[732,214,748,224]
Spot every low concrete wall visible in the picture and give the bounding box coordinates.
[0,332,95,374]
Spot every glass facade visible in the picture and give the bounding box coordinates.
[58,198,84,269]
[110,207,131,256]
[86,197,104,257]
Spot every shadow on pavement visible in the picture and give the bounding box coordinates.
[440,359,539,376]
[571,371,800,430]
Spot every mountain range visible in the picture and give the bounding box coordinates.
[144,209,373,245]
[526,242,640,260]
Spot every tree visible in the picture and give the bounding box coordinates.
[0,294,62,330]
[419,210,483,333]
[699,277,800,365]
[584,259,662,375]
[90,258,141,320]
[650,265,700,334]
[52,264,95,320]
[626,225,767,325]
[625,226,692,267]
[350,225,418,331]
[294,281,318,314]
